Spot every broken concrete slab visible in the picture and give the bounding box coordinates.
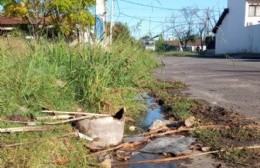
[75,107,126,148]
[125,153,178,168]
[140,136,196,155]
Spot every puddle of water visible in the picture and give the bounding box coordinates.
[125,93,178,168]
[139,93,164,129]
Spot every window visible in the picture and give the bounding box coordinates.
[249,5,260,17]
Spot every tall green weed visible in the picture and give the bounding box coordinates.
[0,38,157,116]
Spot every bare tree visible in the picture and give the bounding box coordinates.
[195,8,216,50]
[170,7,198,50]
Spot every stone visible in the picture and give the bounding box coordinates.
[149,120,170,130]
[184,116,196,127]
[140,135,196,155]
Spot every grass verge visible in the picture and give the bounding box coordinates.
[162,51,199,57]
[0,37,157,167]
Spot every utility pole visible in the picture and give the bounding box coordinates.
[96,0,106,44]
[109,0,114,45]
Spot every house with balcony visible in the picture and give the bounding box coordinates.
[213,0,260,54]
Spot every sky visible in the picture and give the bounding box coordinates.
[0,0,227,39]
[107,0,228,39]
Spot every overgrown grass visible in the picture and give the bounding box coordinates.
[0,37,157,167]
[0,37,157,118]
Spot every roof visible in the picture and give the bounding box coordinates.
[212,8,229,33]
[0,15,25,26]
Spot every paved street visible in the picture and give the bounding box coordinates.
[155,56,260,120]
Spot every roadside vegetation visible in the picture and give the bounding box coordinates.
[162,51,198,57]
[0,37,157,118]
[0,36,158,166]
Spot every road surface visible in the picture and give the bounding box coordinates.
[155,56,260,120]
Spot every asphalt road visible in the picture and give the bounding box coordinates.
[155,56,260,120]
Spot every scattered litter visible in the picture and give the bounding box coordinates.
[76,131,94,141]
[129,126,136,131]
[140,135,196,155]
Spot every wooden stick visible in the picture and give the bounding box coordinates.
[42,110,110,117]
[0,119,39,125]
[112,145,260,166]
[0,126,55,133]
[44,116,93,125]
[36,115,73,121]
[146,124,260,138]
[87,143,126,157]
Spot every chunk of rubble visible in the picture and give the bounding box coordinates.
[75,107,126,148]
[140,135,196,155]
[184,116,196,127]
[149,119,170,130]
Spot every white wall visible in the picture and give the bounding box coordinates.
[216,0,260,54]
[247,24,260,53]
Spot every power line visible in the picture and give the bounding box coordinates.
[119,12,172,23]
[120,0,183,11]
[119,0,222,12]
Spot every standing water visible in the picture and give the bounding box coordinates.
[126,93,178,168]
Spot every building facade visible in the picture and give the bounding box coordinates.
[214,0,260,54]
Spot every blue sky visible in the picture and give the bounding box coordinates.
[107,0,227,39]
[1,0,227,39]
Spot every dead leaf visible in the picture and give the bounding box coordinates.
[101,159,111,168]
[52,158,69,165]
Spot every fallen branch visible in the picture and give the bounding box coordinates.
[0,119,39,126]
[36,115,73,121]
[44,116,93,125]
[0,126,55,133]
[87,143,127,157]
[42,110,110,117]
[112,145,260,166]
[146,124,260,138]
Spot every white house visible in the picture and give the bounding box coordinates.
[213,0,260,54]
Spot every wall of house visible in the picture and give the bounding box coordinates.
[216,0,260,54]
[247,24,260,53]
[216,0,248,54]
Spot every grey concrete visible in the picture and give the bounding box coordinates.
[155,56,260,119]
